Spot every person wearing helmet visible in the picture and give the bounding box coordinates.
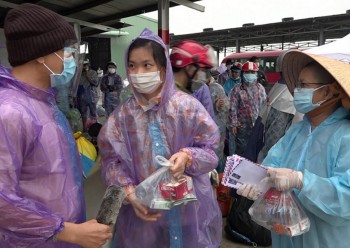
[170,40,216,120]
[229,61,267,156]
[223,62,242,96]
[243,52,303,163]
[100,61,124,116]
[249,56,268,87]
[217,59,234,86]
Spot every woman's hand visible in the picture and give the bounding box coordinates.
[128,193,161,222]
[168,151,189,178]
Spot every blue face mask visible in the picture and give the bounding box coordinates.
[243,73,257,84]
[44,53,76,88]
[293,85,327,114]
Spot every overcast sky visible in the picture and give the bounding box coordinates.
[143,0,350,35]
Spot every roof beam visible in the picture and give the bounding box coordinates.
[58,0,113,16]
[22,0,42,4]
[88,1,198,24]
[0,1,117,32]
[170,0,204,12]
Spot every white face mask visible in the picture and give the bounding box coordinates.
[129,71,162,94]
[108,68,116,74]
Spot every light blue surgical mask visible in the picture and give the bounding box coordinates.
[44,53,76,88]
[293,85,327,113]
[243,73,257,84]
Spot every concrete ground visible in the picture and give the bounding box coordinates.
[84,162,271,248]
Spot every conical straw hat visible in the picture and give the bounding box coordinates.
[282,50,350,98]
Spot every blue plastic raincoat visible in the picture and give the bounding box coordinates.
[98,28,222,248]
[0,66,85,247]
[263,107,350,248]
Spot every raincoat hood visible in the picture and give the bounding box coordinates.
[125,28,175,111]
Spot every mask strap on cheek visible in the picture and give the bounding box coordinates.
[54,52,64,61]
[313,84,334,104]
[43,63,54,74]
[186,65,199,81]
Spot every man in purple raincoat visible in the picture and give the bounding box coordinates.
[98,28,222,248]
[0,4,111,247]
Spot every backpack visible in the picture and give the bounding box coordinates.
[225,194,272,247]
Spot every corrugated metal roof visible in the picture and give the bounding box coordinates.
[0,0,199,37]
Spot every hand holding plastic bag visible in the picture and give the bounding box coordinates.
[248,187,310,237]
[135,156,197,210]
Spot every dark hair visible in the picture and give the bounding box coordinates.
[225,59,234,66]
[128,38,167,69]
[249,56,258,62]
[88,122,102,138]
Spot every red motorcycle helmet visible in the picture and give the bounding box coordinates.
[233,62,243,70]
[241,61,259,72]
[170,40,213,68]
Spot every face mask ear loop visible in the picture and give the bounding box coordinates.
[43,63,55,74]
[54,52,64,61]
[313,85,331,105]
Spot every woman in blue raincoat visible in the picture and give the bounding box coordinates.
[98,28,222,248]
[238,50,350,248]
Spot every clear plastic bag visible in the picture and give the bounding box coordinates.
[248,187,310,237]
[135,156,197,210]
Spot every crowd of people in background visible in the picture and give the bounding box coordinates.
[1,3,350,248]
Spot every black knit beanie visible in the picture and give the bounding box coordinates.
[4,3,77,66]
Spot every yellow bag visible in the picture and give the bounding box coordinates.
[74,131,97,178]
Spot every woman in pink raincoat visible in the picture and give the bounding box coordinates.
[98,28,222,248]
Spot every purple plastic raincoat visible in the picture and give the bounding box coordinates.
[98,29,222,248]
[0,66,85,247]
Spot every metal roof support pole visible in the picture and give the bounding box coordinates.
[318,29,325,46]
[73,23,81,43]
[216,50,220,65]
[236,39,240,53]
[158,0,170,49]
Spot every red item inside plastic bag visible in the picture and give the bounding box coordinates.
[160,175,193,200]
[249,187,310,237]
[217,173,231,217]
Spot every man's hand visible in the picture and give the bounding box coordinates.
[267,167,303,191]
[56,220,112,248]
[231,127,237,136]
[216,98,225,108]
